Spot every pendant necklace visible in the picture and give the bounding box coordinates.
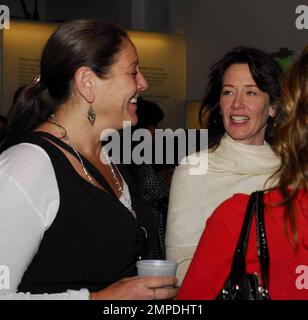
[101,147,137,219]
[48,114,137,219]
[48,114,96,187]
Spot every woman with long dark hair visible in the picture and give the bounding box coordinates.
[166,47,283,283]
[177,46,308,299]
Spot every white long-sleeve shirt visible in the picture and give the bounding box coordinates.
[0,143,89,299]
[0,142,133,300]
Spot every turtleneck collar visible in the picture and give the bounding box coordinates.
[208,134,281,175]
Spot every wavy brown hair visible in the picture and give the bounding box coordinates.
[271,46,308,247]
[199,47,283,150]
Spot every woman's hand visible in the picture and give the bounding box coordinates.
[90,276,178,300]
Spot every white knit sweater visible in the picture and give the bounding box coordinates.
[166,134,280,283]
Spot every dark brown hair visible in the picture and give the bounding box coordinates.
[0,19,128,152]
[200,47,283,149]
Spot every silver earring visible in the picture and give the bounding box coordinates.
[87,104,96,125]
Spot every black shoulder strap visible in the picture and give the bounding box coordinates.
[30,131,82,157]
[255,191,270,290]
[229,192,256,283]
[229,191,269,289]
[29,131,115,195]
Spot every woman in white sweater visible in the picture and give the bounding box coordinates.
[166,47,283,283]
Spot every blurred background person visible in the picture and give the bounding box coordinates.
[0,115,7,131]
[126,98,170,259]
[0,86,27,138]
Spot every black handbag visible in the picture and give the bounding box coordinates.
[216,191,271,300]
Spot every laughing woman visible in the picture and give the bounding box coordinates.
[0,19,177,300]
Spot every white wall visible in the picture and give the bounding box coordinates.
[1,0,47,20]
[167,0,308,100]
[45,0,131,27]
[2,0,308,122]
[2,0,131,27]
[131,0,169,31]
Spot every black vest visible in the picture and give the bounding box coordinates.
[17,132,157,294]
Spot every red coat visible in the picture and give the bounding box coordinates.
[177,189,308,300]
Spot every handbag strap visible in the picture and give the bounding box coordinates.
[229,191,269,290]
[229,191,256,282]
[255,191,270,291]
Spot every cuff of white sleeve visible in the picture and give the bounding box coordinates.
[67,288,90,300]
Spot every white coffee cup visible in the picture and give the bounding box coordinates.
[136,259,178,277]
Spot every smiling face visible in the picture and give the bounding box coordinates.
[219,63,276,145]
[93,39,148,129]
